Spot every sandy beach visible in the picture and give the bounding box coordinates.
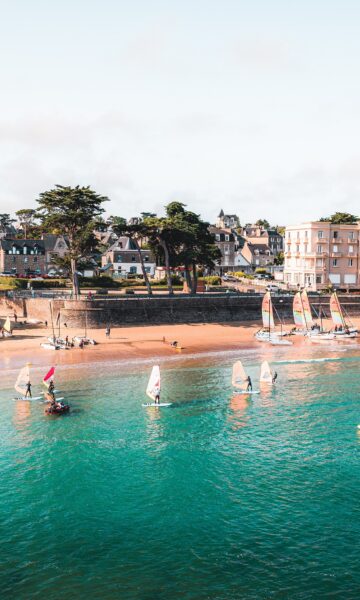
[1,318,360,370]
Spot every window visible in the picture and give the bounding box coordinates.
[348,258,353,266]
[332,259,338,267]
[318,231,323,239]
[349,231,354,239]
[145,267,151,273]
[34,257,37,263]
[129,266,137,274]
[305,230,308,239]
[333,245,338,253]
[131,255,136,262]
[333,231,338,239]
[349,245,354,253]
[296,245,300,252]
[316,275,322,284]
[225,235,230,241]
[317,245,322,253]
[304,244,308,254]
[287,231,291,239]
[215,234,220,241]
[144,255,149,262]
[224,245,230,254]
[316,258,323,267]
[287,245,291,252]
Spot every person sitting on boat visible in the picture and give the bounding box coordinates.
[246,376,252,391]
[170,340,178,348]
[272,372,278,384]
[25,381,32,398]
[48,380,55,394]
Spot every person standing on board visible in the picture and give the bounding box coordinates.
[272,372,278,384]
[246,376,252,392]
[25,381,32,398]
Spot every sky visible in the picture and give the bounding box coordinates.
[1,0,360,226]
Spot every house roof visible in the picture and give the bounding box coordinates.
[106,237,137,252]
[246,243,272,255]
[0,239,45,251]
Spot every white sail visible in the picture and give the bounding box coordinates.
[15,364,31,396]
[260,361,273,384]
[232,361,248,390]
[3,316,12,335]
[146,365,161,401]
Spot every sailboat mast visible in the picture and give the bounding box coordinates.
[50,301,56,342]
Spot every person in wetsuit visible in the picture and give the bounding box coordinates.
[25,381,32,398]
[246,376,252,391]
[272,372,278,384]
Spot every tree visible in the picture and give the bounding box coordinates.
[256,219,270,229]
[0,213,16,234]
[274,251,284,265]
[36,185,108,297]
[107,215,127,229]
[16,209,37,239]
[319,212,358,224]
[111,219,154,296]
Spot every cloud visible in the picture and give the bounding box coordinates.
[231,37,291,69]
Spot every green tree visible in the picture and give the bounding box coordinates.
[319,212,358,224]
[107,215,127,229]
[255,219,270,229]
[274,251,284,265]
[111,219,154,296]
[0,213,16,234]
[16,209,37,239]
[36,185,108,297]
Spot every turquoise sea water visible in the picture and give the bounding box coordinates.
[1,348,360,599]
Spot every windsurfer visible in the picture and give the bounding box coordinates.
[272,372,278,384]
[25,381,32,398]
[246,376,252,391]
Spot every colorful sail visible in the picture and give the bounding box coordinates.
[260,361,273,384]
[43,366,55,388]
[262,292,274,330]
[293,292,306,328]
[330,292,345,328]
[15,364,31,397]
[232,361,248,390]
[146,365,161,401]
[301,290,314,328]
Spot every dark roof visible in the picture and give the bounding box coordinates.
[246,243,272,255]
[218,209,224,217]
[0,239,45,250]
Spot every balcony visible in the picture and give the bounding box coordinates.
[332,237,343,243]
[348,237,357,243]
[330,252,342,257]
[317,237,328,243]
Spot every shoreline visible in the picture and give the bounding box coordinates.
[1,318,360,373]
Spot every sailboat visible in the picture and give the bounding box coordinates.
[43,366,56,390]
[232,360,259,394]
[292,292,307,334]
[142,365,172,407]
[2,316,13,337]
[14,363,42,400]
[260,361,274,384]
[255,292,292,345]
[41,302,61,350]
[329,292,357,337]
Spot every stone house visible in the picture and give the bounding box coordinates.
[101,237,156,278]
[42,234,69,275]
[0,239,46,275]
[242,242,274,269]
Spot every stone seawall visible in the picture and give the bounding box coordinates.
[3,293,359,328]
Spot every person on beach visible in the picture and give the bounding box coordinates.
[170,340,178,348]
[246,376,252,391]
[65,335,69,347]
[272,372,278,384]
[106,327,110,338]
[25,381,32,398]
[14,312,17,323]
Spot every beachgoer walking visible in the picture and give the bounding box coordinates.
[105,327,110,338]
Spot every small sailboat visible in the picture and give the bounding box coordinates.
[2,316,13,337]
[255,292,292,345]
[260,361,274,384]
[13,363,42,401]
[232,360,259,394]
[329,292,357,337]
[142,365,172,407]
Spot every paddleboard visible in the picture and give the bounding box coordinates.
[142,402,172,407]
[13,396,42,401]
[233,390,260,395]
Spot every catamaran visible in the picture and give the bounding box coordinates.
[142,365,171,407]
[14,363,42,400]
[255,292,292,345]
[232,360,259,394]
[329,292,357,337]
[260,361,274,384]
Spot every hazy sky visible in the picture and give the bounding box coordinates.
[1,0,360,225]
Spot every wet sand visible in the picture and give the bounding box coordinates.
[1,317,360,371]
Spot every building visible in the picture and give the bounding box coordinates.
[215,210,240,230]
[0,239,46,275]
[101,237,156,278]
[42,234,69,275]
[242,241,274,270]
[243,224,283,256]
[284,222,360,290]
[209,227,251,274]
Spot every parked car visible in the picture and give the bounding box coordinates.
[266,284,280,292]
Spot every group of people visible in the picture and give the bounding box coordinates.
[246,371,278,391]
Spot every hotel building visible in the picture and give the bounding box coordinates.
[284,222,359,290]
